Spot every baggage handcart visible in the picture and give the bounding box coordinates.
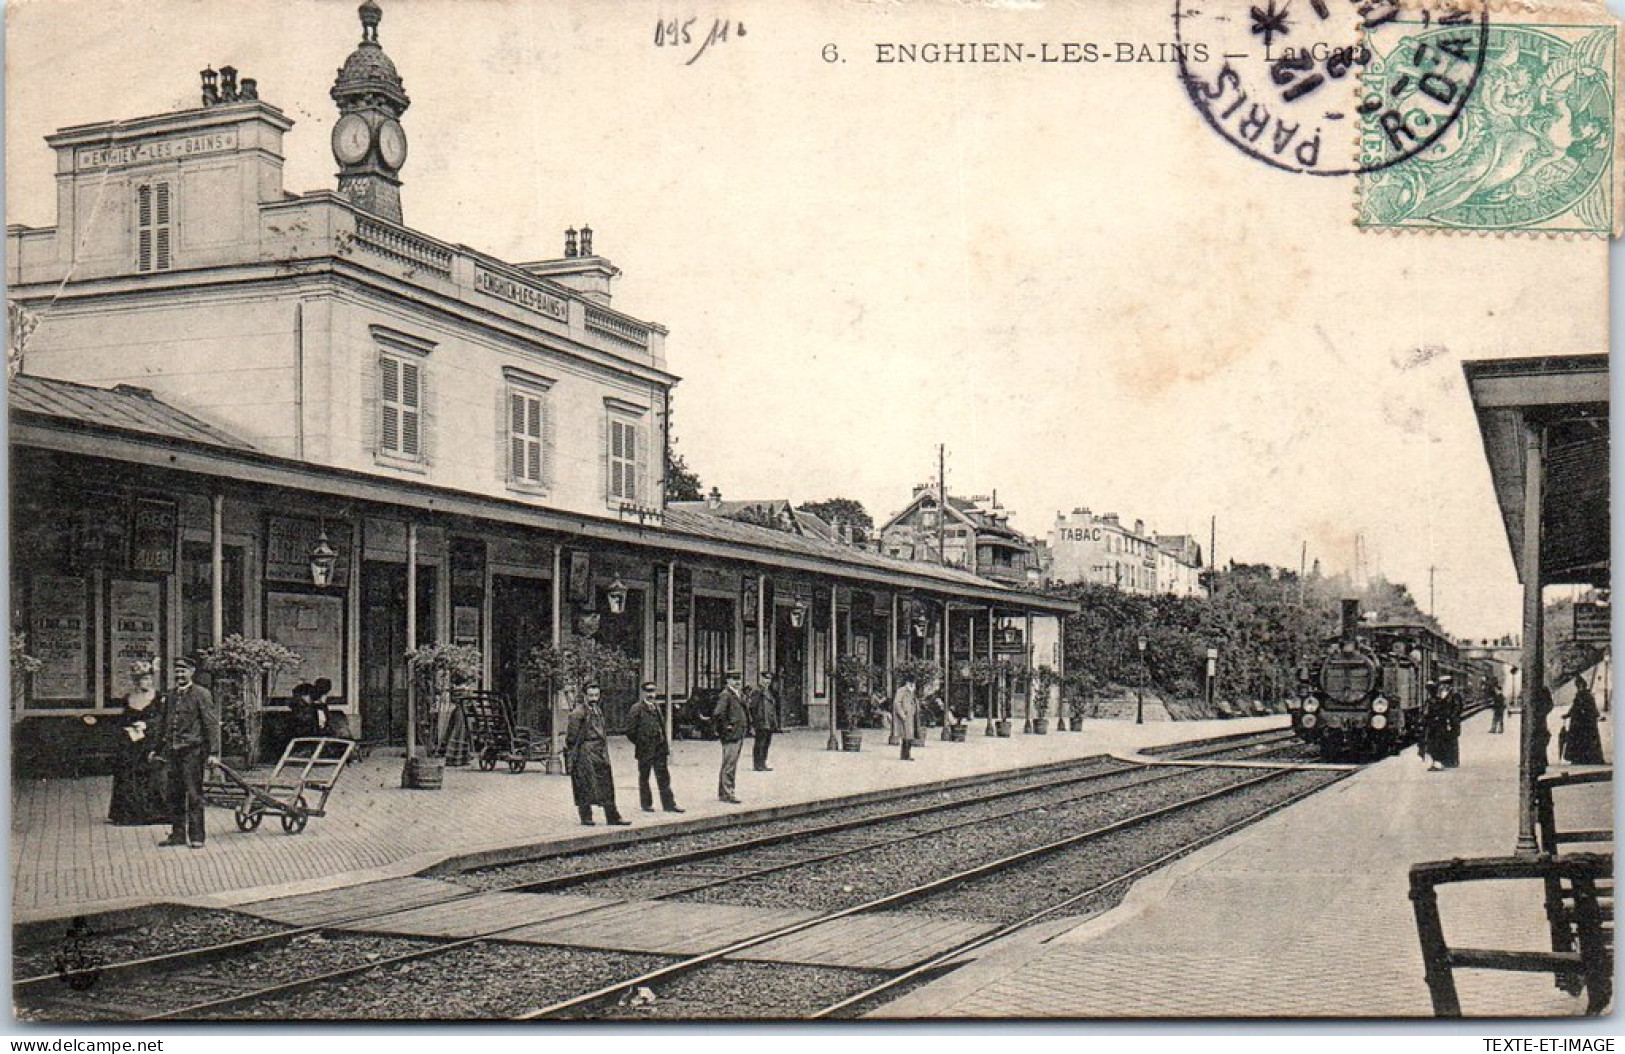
[202,737,356,835]
[453,691,551,772]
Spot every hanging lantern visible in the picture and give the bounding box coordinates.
[789,599,808,629]
[308,527,340,587]
[606,578,630,615]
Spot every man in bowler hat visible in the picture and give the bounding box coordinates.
[153,655,221,848]
[625,682,683,813]
[711,670,750,803]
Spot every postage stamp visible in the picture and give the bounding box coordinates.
[1356,19,1619,234]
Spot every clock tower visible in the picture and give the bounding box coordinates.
[331,0,410,224]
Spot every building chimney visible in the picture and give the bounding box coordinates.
[565,228,578,258]
[706,486,722,510]
[580,225,594,256]
[1134,519,1145,536]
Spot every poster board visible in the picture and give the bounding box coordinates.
[108,578,163,698]
[29,575,90,703]
[264,591,345,701]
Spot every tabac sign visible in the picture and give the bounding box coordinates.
[75,130,239,170]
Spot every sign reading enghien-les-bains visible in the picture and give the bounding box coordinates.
[474,267,569,322]
[75,130,239,170]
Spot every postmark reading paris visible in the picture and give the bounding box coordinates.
[1356,21,1617,234]
[1175,0,1489,176]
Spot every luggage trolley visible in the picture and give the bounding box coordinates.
[453,691,551,772]
[203,737,356,835]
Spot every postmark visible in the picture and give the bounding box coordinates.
[1356,20,1617,234]
[1174,0,1490,176]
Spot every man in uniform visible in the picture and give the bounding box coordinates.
[153,655,221,848]
[711,670,750,803]
[625,682,683,813]
[749,669,780,772]
[565,684,630,826]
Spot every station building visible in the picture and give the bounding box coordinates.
[6,3,1071,772]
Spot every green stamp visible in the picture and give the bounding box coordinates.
[1358,21,1616,234]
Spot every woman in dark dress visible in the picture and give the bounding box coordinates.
[1563,676,1605,765]
[108,661,168,825]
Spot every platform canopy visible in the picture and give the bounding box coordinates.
[1463,355,1609,588]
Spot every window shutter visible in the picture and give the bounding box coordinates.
[401,359,421,457]
[154,183,171,270]
[136,185,153,272]
[414,363,431,464]
[599,411,611,504]
[525,397,542,482]
[634,423,649,505]
[541,390,557,489]
[499,387,515,484]
[380,356,400,454]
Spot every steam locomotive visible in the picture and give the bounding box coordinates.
[1289,599,1496,761]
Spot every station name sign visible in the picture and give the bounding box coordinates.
[474,267,569,323]
[75,130,239,170]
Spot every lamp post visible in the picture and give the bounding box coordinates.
[1136,636,1147,725]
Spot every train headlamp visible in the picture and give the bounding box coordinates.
[1301,713,1318,729]
[1302,698,1320,714]
[1372,696,1390,714]
[1370,713,1388,730]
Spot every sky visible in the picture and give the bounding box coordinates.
[5,0,1616,642]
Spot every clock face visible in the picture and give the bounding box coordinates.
[332,114,371,166]
[378,119,408,170]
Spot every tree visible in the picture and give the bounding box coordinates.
[797,498,874,542]
[666,449,704,502]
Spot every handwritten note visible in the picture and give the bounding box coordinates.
[655,17,745,65]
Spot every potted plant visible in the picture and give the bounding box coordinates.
[1063,670,1094,731]
[527,637,640,771]
[1030,664,1058,735]
[10,631,42,725]
[407,642,484,774]
[197,634,302,767]
[834,654,876,751]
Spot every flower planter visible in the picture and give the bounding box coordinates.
[995,719,1012,738]
[1031,717,1050,735]
[841,729,864,752]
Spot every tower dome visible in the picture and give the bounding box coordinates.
[331,0,409,113]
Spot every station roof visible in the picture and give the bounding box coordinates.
[1462,354,1608,588]
[10,375,1073,614]
[9,374,256,451]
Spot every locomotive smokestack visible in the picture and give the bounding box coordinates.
[1340,598,1360,639]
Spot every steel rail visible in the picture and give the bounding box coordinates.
[22,728,1297,1017]
[136,760,1260,1020]
[809,767,1351,1018]
[515,766,1307,1020]
[16,751,1128,995]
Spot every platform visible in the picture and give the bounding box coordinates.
[870,708,1613,1019]
[10,716,1282,924]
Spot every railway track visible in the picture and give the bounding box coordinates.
[16,727,1334,1021]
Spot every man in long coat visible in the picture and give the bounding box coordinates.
[625,681,683,812]
[711,671,750,803]
[153,654,221,848]
[748,670,780,772]
[566,684,629,826]
[891,672,920,747]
